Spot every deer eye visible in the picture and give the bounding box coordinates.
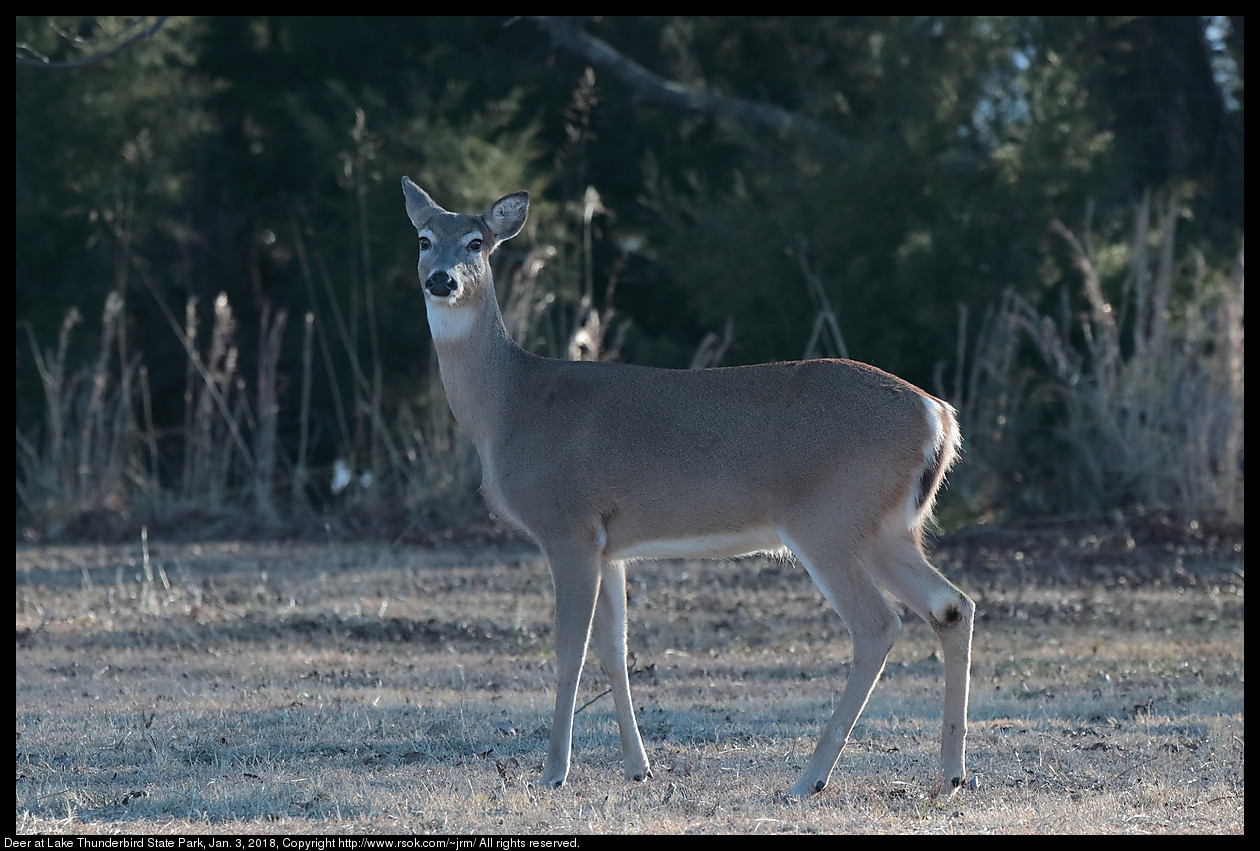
[418,236,431,250]
[467,239,483,252]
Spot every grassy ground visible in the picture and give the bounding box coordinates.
[14,519,1244,834]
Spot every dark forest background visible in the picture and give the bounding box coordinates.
[15,16,1244,541]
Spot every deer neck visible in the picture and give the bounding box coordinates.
[425,273,525,449]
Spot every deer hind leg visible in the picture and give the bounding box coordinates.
[777,528,902,798]
[868,529,975,797]
[539,538,602,788]
[589,558,652,782]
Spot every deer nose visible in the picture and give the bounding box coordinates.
[425,271,456,297]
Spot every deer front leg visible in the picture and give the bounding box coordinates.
[540,543,601,788]
[590,559,651,782]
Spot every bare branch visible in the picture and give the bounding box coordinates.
[533,16,855,155]
[16,16,169,70]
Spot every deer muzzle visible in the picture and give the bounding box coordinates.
[425,271,457,298]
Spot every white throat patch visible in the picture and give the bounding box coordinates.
[426,300,476,340]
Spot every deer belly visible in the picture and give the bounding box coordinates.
[603,526,786,561]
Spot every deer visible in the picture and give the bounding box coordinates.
[401,178,975,799]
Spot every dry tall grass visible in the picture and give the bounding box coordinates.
[944,190,1244,523]
[18,293,148,522]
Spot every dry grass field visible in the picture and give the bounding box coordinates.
[14,519,1243,834]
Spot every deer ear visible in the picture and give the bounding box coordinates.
[484,191,529,243]
[402,177,444,228]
